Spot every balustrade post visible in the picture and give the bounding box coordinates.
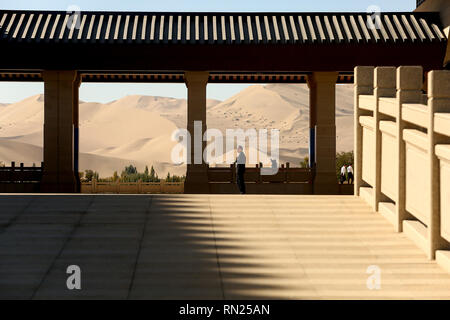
[354,67,374,196]
[286,162,290,182]
[138,179,142,194]
[427,70,450,259]
[257,163,262,183]
[374,67,396,211]
[396,66,423,233]
[160,179,165,193]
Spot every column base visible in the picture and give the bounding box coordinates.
[313,172,339,195]
[184,165,210,194]
[40,173,78,193]
[184,181,210,194]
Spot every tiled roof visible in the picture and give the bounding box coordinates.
[0,10,446,45]
[0,71,355,83]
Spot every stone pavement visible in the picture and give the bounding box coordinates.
[0,194,449,299]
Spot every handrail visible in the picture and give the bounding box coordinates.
[354,66,450,262]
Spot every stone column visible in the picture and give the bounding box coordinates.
[374,67,396,211]
[396,66,423,232]
[184,71,210,194]
[354,67,374,196]
[41,70,78,193]
[307,72,339,194]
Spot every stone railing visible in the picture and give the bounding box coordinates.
[208,163,313,183]
[81,179,184,194]
[354,66,450,271]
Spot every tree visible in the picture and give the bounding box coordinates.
[123,164,137,175]
[118,164,160,182]
[164,172,185,182]
[150,166,156,180]
[113,171,119,182]
[300,156,309,168]
[84,169,99,182]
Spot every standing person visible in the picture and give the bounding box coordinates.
[340,164,347,184]
[235,145,246,194]
[347,164,354,184]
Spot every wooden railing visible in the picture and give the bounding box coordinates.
[355,66,450,265]
[81,179,184,194]
[208,163,313,183]
[0,161,43,182]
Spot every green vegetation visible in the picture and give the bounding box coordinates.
[336,151,354,179]
[79,164,185,183]
[165,172,186,182]
[83,169,99,182]
[299,156,309,168]
[120,165,160,182]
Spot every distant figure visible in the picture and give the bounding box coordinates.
[347,164,354,184]
[340,165,347,184]
[235,145,246,194]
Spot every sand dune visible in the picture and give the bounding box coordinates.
[79,103,178,152]
[0,138,152,177]
[0,84,354,177]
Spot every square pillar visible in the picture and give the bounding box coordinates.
[184,71,210,194]
[396,66,423,232]
[307,72,339,194]
[374,67,396,211]
[427,70,450,259]
[354,67,374,196]
[41,70,79,193]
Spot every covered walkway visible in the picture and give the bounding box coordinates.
[0,9,447,194]
[1,194,450,299]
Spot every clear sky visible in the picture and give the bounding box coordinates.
[0,0,415,103]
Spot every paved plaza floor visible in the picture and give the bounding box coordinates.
[1,194,449,299]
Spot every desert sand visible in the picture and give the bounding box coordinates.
[0,84,353,177]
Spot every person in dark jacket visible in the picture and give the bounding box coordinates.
[235,145,246,194]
